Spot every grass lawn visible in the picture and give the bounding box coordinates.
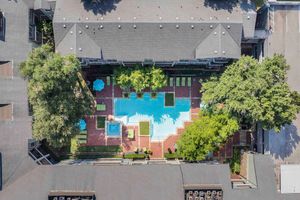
[97,116,106,129]
[139,121,150,136]
[165,92,174,107]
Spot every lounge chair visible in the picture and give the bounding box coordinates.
[112,76,116,86]
[182,77,186,87]
[169,77,174,87]
[76,133,87,144]
[187,77,192,87]
[106,76,111,86]
[96,103,106,111]
[127,129,135,139]
[176,77,180,87]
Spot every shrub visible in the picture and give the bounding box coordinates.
[229,149,241,174]
[124,153,146,160]
[164,152,182,160]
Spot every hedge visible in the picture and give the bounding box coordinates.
[164,153,182,160]
[124,153,146,160]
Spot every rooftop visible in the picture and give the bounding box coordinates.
[53,0,256,61]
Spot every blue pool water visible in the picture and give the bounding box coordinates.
[106,121,121,137]
[114,92,190,141]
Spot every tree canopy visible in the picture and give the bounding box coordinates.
[150,67,167,91]
[20,45,94,147]
[177,111,239,161]
[114,66,167,92]
[201,55,300,132]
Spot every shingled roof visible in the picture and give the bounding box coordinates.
[53,0,257,61]
[1,155,298,200]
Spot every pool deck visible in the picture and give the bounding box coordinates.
[84,76,239,158]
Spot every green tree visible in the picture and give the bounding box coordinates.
[20,45,94,147]
[115,67,132,90]
[177,111,239,161]
[130,68,149,92]
[150,67,167,91]
[201,55,300,132]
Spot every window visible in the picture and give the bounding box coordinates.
[0,11,5,41]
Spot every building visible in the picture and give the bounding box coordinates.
[0,154,294,200]
[1,0,300,199]
[53,0,260,72]
[0,0,54,191]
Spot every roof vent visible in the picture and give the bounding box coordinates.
[159,16,162,20]
[227,25,231,29]
[78,48,82,51]
[222,51,226,54]
[63,17,66,21]
[191,25,194,29]
[100,17,104,20]
[118,17,121,20]
[222,32,225,35]
[118,25,121,29]
[100,25,103,29]
[176,17,179,20]
[133,16,137,20]
[176,25,179,29]
[247,16,250,20]
[79,30,82,34]
[133,24,137,29]
[70,31,73,34]
[190,17,194,20]
[209,17,213,20]
[85,25,89,29]
[210,25,213,29]
[227,17,230,20]
[214,32,217,35]
[70,47,73,50]
[63,24,66,28]
[214,50,218,54]
[85,17,89,20]
[159,24,163,29]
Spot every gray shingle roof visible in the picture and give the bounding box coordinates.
[0,155,299,200]
[53,0,257,61]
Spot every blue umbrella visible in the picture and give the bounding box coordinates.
[79,119,87,131]
[93,79,105,91]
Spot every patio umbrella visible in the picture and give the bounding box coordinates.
[93,79,105,91]
[79,119,87,131]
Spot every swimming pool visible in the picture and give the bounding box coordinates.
[114,92,190,141]
[106,121,122,137]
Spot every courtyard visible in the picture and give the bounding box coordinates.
[82,75,201,158]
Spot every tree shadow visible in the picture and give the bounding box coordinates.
[203,0,253,13]
[269,124,300,160]
[204,0,238,13]
[81,0,121,15]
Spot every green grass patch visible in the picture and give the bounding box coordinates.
[139,121,150,136]
[124,153,146,160]
[96,116,106,129]
[165,92,174,107]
